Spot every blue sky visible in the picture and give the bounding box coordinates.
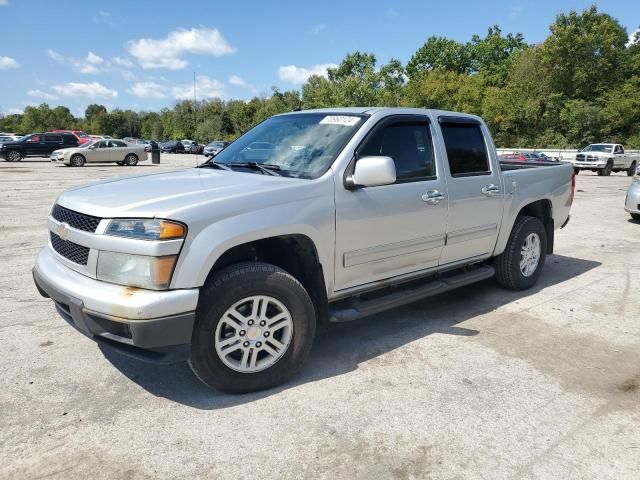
[0,0,638,117]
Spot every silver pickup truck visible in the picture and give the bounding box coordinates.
[33,108,574,393]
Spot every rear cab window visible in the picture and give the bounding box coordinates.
[439,118,491,177]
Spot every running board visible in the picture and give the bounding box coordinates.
[328,265,495,323]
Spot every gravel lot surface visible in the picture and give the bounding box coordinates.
[1,155,639,479]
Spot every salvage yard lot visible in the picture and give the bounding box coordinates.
[1,156,639,479]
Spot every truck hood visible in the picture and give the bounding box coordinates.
[56,168,326,221]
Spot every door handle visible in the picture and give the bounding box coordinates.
[422,190,446,204]
[481,184,501,196]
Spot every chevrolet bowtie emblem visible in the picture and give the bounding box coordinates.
[57,222,70,241]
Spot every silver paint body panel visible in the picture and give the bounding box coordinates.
[37,107,574,320]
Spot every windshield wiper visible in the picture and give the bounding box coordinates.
[198,161,231,171]
[229,162,282,176]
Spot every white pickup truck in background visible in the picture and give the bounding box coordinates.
[570,143,638,176]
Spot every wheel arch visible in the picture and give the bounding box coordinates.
[516,199,554,254]
[199,234,330,330]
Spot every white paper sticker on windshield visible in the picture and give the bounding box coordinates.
[320,115,360,126]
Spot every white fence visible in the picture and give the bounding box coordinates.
[497,148,640,162]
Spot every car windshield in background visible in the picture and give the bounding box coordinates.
[77,132,89,138]
[582,144,612,153]
[79,141,96,149]
[209,113,366,178]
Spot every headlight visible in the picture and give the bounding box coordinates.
[97,251,177,290]
[105,219,185,240]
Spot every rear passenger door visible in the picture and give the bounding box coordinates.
[43,134,64,154]
[438,117,503,266]
[334,115,449,291]
[109,140,127,161]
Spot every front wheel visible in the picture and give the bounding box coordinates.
[598,161,613,176]
[5,150,22,162]
[70,154,85,167]
[495,216,547,290]
[189,262,316,393]
[628,161,637,177]
[573,167,580,175]
[631,213,640,221]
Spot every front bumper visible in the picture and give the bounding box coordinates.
[33,247,199,363]
[571,160,605,169]
[625,182,640,214]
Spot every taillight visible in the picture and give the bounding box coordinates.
[569,173,576,205]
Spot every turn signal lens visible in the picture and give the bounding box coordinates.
[158,221,186,239]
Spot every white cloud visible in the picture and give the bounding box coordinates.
[127,81,166,99]
[113,56,134,67]
[628,28,640,47]
[86,52,104,64]
[92,11,115,27]
[311,23,326,34]
[128,27,235,69]
[172,75,225,99]
[0,0,8,6]
[508,5,523,19]
[27,89,59,100]
[278,63,337,85]
[0,56,20,69]
[385,8,399,18]
[51,82,118,98]
[228,75,248,88]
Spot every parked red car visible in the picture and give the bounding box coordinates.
[49,129,91,144]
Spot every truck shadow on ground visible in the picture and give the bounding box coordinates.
[101,254,601,409]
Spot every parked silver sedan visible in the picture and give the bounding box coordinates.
[50,139,148,167]
[625,165,640,221]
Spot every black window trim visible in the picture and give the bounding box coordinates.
[438,116,492,178]
[345,114,437,189]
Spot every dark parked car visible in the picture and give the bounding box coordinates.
[160,141,185,153]
[203,140,230,157]
[0,132,78,161]
[188,142,204,154]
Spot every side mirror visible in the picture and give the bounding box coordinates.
[349,156,396,188]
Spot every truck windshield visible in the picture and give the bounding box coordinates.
[581,144,613,153]
[208,113,366,178]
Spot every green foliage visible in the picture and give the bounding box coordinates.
[1,6,638,149]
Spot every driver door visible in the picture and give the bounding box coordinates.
[334,116,448,291]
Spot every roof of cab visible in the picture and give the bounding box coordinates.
[278,107,484,123]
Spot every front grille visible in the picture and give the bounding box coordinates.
[51,204,101,233]
[50,231,90,265]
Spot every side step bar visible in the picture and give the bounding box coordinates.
[328,265,495,323]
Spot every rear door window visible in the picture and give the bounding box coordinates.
[440,122,490,177]
[44,134,63,143]
[112,140,127,147]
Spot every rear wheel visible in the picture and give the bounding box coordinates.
[495,216,547,290]
[628,161,637,177]
[124,154,138,166]
[189,262,316,393]
[631,213,640,221]
[70,154,85,167]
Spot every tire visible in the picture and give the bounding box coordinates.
[189,262,316,393]
[631,213,640,221]
[628,161,637,177]
[5,149,22,162]
[70,154,85,167]
[573,168,580,175]
[495,216,547,290]
[124,154,138,166]
[599,160,613,176]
